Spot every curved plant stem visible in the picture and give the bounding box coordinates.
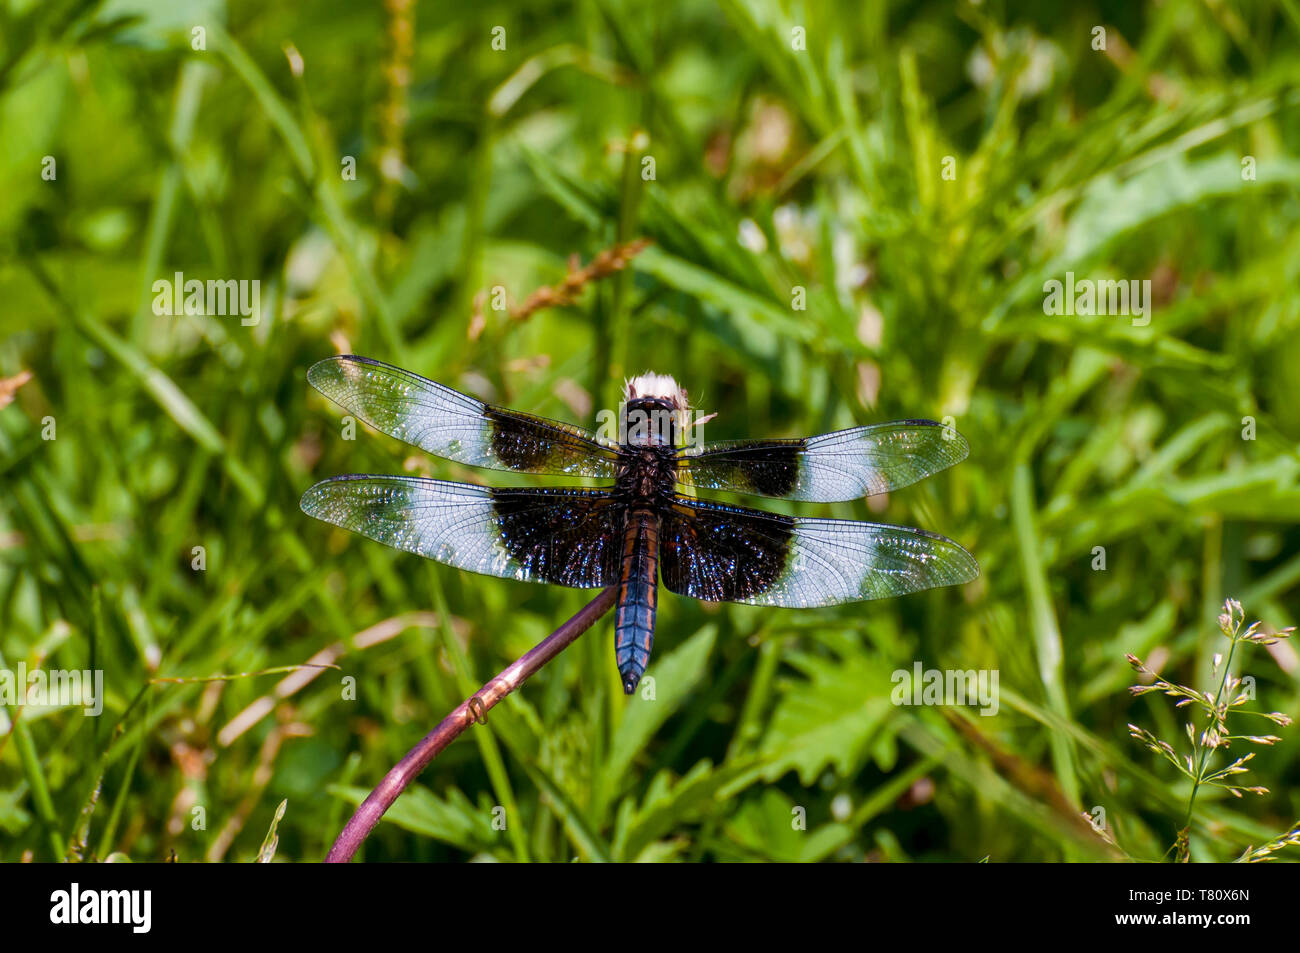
[325,586,619,863]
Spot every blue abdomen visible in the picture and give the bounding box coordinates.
[614,510,659,694]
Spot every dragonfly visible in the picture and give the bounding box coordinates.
[300,356,978,694]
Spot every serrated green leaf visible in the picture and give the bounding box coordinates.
[757,650,893,785]
[613,757,756,861]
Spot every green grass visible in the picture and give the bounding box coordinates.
[1,0,1299,862]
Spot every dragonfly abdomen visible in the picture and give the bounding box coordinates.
[614,509,659,694]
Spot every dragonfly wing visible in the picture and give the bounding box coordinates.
[301,476,622,588]
[308,355,620,477]
[660,495,978,606]
[676,420,968,502]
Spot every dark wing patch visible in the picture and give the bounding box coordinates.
[677,439,803,498]
[492,487,624,587]
[659,498,794,603]
[308,355,620,478]
[676,420,968,502]
[660,495,978,607]
[300,476,621,588]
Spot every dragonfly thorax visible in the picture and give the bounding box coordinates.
[616,444,676,504]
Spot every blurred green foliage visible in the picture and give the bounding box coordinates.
[2,0,1299,862]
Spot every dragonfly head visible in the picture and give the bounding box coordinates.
[624,373,692,448]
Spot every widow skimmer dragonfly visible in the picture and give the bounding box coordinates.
[300,356,978,694]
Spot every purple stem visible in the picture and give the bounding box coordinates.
[325,586,620,863]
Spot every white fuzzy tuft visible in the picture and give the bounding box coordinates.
[623,372,689,409]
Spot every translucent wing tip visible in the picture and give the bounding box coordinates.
[898,418,971,467]
[299,476,337,518]
[944,427,972,466]
[306,354,363,397]
[911,526,980,585]
[299,474,367,521]
[947,539,980,584]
